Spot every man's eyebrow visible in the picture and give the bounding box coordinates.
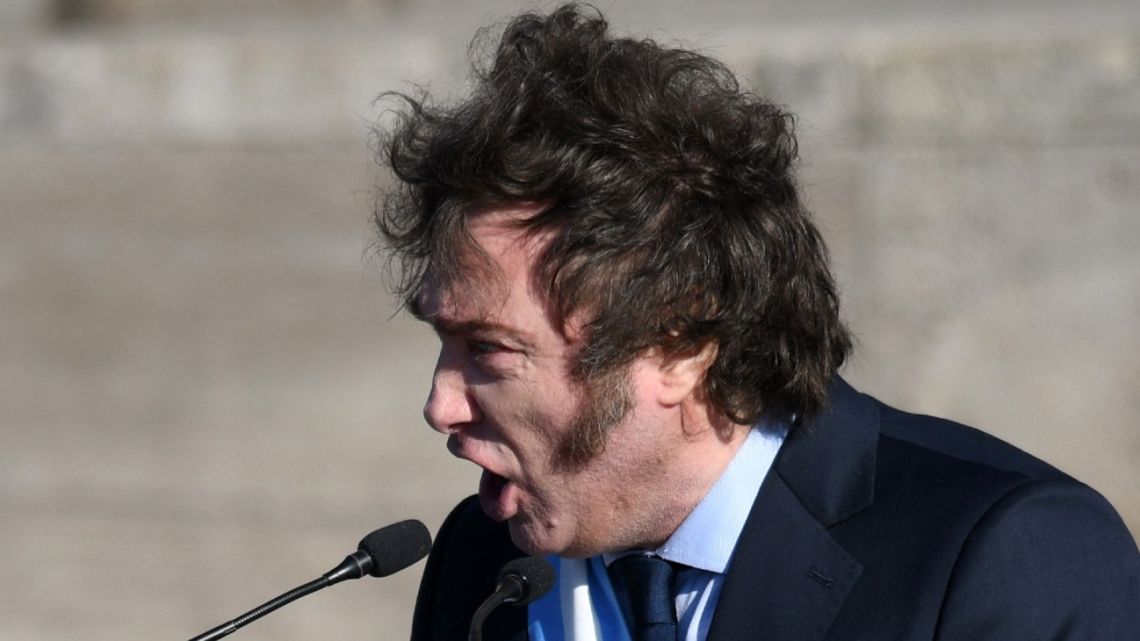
[417,311,537,349]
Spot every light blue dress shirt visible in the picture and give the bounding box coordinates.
[602,424,787,641]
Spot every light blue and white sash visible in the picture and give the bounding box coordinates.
[528,556,631,641]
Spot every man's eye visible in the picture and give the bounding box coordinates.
[467,339,503,356]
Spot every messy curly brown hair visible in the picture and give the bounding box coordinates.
[375,3,851,426]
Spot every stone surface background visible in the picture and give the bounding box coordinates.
[2,1,1137,640]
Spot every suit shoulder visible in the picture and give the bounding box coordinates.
[876,401,1068,481]
[936,478,1140,638]
[869,401,1087,536]
[828,390,1139,636]
[411,497,523,641]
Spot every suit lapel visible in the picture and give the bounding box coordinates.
[708,475,861,641]
[707,378,879,641]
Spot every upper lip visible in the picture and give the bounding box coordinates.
[447,433,511,480]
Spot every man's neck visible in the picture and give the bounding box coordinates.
[628,414,753,551]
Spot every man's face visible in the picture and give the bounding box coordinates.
[416,208,683,557]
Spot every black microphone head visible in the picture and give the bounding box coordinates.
[497,556,556,606]
[358,519,432,577]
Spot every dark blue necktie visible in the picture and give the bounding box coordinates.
[610,554,677,641]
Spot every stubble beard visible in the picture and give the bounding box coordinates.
[554,365,634,471]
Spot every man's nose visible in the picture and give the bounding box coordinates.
[423,362,480,434]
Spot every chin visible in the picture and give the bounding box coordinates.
[508,521,554,556]
[508,520,574,557]
[509,521,607,559]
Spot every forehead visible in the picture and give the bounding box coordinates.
[415,207,552,326]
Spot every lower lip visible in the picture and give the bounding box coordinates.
[479,469,519,522]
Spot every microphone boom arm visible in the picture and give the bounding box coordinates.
[188,549,372,641]
[188,576,328,641]
[185,520,430,641]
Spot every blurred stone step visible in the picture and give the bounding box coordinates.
[2,15,1138,148]
[0,0,54,34]
[55,0,395,27]
[739,29,1140,148]
[0,24,445,147]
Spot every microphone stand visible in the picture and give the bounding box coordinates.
[190,577,329,641]
[188,549,373,641]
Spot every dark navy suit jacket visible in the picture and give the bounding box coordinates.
[410,378,1140,641]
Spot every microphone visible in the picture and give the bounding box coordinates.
[468,557,556,641]
[188,519,432,641]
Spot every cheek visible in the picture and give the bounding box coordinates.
[476,382,572,455]
[517,402,569,457]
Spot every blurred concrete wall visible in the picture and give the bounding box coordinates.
[2,1,1137,640]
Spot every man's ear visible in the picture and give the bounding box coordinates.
[656,342,718,407]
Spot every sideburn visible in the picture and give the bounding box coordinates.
[554,366,634,471]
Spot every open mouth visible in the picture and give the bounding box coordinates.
[478,468,517,522]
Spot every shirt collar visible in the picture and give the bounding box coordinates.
[603,423,787,574]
